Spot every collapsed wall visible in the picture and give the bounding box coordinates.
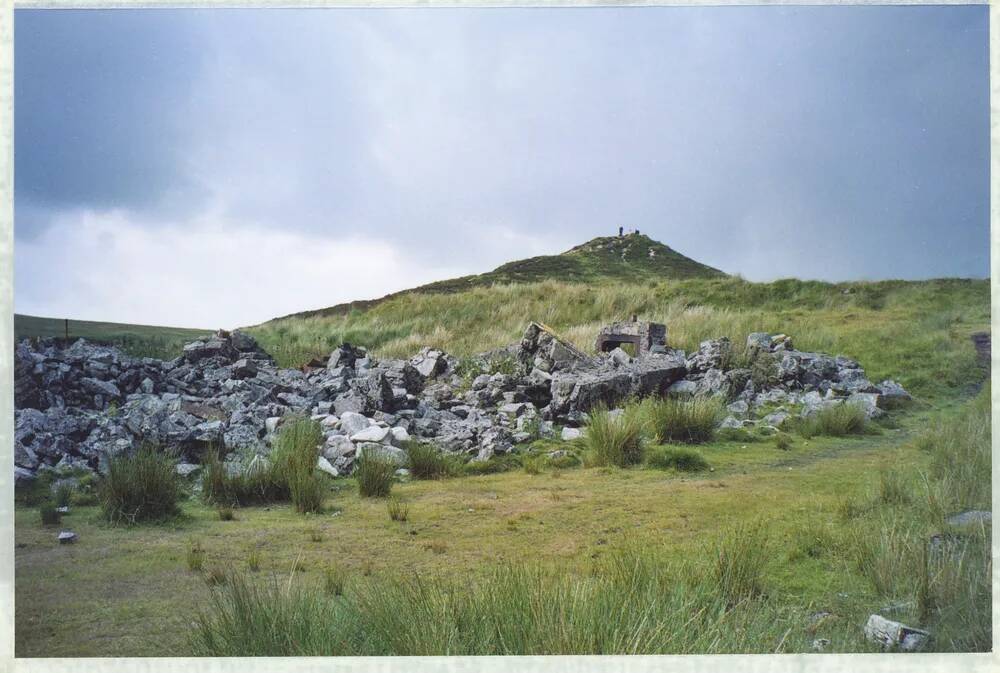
[13,322,910,484]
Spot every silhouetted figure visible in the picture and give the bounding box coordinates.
[618,226,623,237]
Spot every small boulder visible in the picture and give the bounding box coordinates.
[58,531,78,544]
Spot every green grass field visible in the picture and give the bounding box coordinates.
[14,391,990,656]
[14,314,211,360]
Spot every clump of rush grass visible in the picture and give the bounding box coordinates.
[53,482,75,508]
[308,528,324,543]
[99,444,181,525]
[643,396,723,444]
[187,540,206,572]
[324,565,347,597]
[387,497,409,522]
[271,417,326,513]
[354,452,396,498]
[797,402,868,438]
[645,446,710,472]
[189,546,800,656]
[39,502,62,526]
[246,548,261,572]
[583,404,645,468]
[217,506,236,521]
[711,520,769,606]
[877,464,911,506]
[402,440,457,479]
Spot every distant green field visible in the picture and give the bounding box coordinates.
[14,314,211,360]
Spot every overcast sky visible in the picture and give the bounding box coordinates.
[14,6,989,329]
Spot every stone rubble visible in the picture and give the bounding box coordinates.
[13,323,910,481]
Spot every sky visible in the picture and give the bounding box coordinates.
[14,6,990,329]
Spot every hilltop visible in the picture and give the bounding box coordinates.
[278,233,725,321]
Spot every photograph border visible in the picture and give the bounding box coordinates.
[0,1,995,671]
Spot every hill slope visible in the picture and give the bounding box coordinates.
[278,233,725,321]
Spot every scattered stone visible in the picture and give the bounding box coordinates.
[316,456,339,478]
[176,463,201,477]
[57,531,77,544]
[863,614,930,651]
[945,510,991,527]
[561,427,583,441]
[811,638,830,652]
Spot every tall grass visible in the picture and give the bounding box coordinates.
[402,441,457,479]
[847,386,991,651]
[646,446,710,472]
[247,277,987,402]
[201,416,325,513]
[712,521,769,606]
[643,396,723,444]
[190,548,793,656]
[797,403,868,438]
[583,405,645,467]
[355,453,396,498]
[99,444,180,525]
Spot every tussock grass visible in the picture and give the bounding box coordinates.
[355,453,396,498]
[798,403,868,438]
[403,441,457,479]
[386,498,409,522]
[217,507,235,522]
[187,541,206,572]
[201,417,325,513]
[711,521,769,605]
[190,548,793,656]
[583,405,645,468]
[39,503,61,526]
[643,396,723,444]
[99,445,180,525]
[646,446,710,472]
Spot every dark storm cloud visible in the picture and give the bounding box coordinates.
[13,6,989,326]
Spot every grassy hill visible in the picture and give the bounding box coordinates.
[249,276,989,402]
[277,233,725,321]
[14,314,211,360]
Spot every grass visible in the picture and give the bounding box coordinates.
[99,445,181,525]
[798,403,869,438]
[386,498,409,522]
[643,396,723,444]
[14,313,210,360]
[13,387,990,656]
[712,520,769,606]
[403,440,458,479]
[38,503,61,526]
[583,405,645,467]
[201,416,325,513]
[244,277,987,408]
[324,566,347,597]
[187,541,206,572]
[646,446,710,472]
[355,453,396,498]
[246,548,261,572]
[217,507,235,522]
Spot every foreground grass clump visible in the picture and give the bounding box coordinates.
[402,441,458,479]
[798,402,868,438]
[646,446,710,472]
[712,521,769,605]
[270,417,326,513]
[100,445,180,525]
[583,405,645,467]
[201,416,325,512]
[355,452,396,498]
[38,503,61,526]
[644,396,723,444]
[847,385,991,651]
[190,549,792,656]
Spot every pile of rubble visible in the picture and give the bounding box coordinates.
[13,320,910,483]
